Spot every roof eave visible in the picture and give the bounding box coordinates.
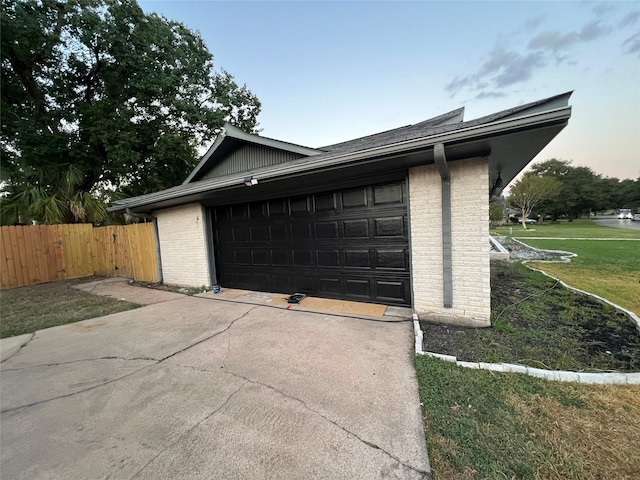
[109,105,571,213]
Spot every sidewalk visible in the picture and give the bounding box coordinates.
[72,277,184,305]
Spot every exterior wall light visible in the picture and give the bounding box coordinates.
[244,176,258,186]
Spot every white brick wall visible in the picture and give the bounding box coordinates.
[409,157,490,326]
[154,203,211,287]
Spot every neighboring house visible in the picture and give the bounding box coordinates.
[109,92,572,327]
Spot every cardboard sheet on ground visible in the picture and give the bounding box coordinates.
[268,295,387,317]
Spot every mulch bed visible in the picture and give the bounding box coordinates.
[420,259,640,372]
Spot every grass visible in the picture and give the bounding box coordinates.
[416,355,640,480]
[418,219,640,478]
[1,278,141,338]
[421,261,640,372]
[492,218,640,239]
[493,218,640,314]
[523,239,640,314]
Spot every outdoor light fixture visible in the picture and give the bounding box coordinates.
[244,176,258,187]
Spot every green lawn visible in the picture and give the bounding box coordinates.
[492,218,640,239]
[522,239,639,314]
[492,219,640,314]
[1,278,141,338]
[416,355,640,480]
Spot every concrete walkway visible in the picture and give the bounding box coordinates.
[72,277,185,305]
[1,292,430,478]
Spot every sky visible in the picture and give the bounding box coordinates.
[139,0,640,182]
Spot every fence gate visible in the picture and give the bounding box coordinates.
[0,223,158,289]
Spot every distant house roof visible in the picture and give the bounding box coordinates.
[109,92,572,213]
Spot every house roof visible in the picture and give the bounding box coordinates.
[109,92,572,213]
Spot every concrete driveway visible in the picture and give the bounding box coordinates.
[1,295,430,479]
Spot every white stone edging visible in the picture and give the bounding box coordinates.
[412,313,423,354]
[489,235,509,254]
[414,320,639,384]
[414,237,640,384]
[510,237,577,263]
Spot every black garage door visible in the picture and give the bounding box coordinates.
[212,180,410,306]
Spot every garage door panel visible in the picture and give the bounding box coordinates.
[293,250,314,267]
[269,224,288,241]
[317,277,341,296]
[251,250,269,266]
[268,199,288,216]
[375,280,409,304]
[234,250,251,265]
[344,219,369,238]
[213,180,410,306]
[345,278,370,298]
[315,222,339,239]
[344,250,371,268]
[249,202,266,218]
[290,196,311,214]
[376,250,408,270]
[342,187,368,208]
[250,226,268,242]
[291,222,312,240]
[272,274,293,292]
[373,183,403,205]
[374,217,405,237]
[316,250,339,267]
[272,249,292,266]
[314,192,338,211]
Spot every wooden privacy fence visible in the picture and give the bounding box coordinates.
[0,223,158,289]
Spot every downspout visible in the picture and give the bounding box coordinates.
[126,208,163,284]
[433,143,453,308]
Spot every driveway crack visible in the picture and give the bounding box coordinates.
[159,306,257,363]
[0,362,155,415]
[128,380,248,480]
[1,356,159,372]
[220,369,431,478]
[1,306,257,414]
[1,333,36,364]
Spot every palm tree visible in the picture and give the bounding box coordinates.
[0,164,108,225]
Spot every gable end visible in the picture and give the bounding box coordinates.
[199,143,307,181]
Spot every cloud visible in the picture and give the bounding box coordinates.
[524,15,545,30]
[474,91,507,100]
[579,21,611,40]
[619,11,640,27]
[494,51,546,86]
[528,31,577,52]
[528,21,610,52]
[446,47,547,97]
[622,31,640,55]
[445,16,614,99]
[446,76,473,96]
[591,2,615,16]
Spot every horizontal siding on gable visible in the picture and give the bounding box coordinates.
[201,144,305,180]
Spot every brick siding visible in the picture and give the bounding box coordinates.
[154,203,211,287]
[409,157,491,326]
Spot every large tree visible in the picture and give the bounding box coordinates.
[530,159,639,219]
[507,173,562,229]
[1,0,261,224]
